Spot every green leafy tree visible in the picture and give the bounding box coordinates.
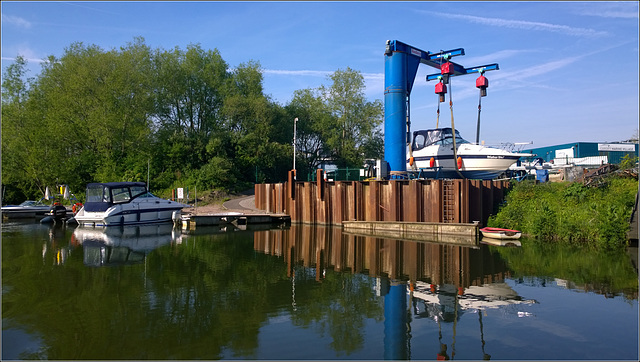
[221,61,290,185]
[152,44,229,177]
[319,67,383,167]
[286,88,332,177]
[1,56,41,201]
[33,38,155,186]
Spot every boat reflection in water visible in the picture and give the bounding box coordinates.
[254,225,537,360]
[72,224,182,267]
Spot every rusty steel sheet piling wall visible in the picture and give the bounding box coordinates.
[255,175,510,226]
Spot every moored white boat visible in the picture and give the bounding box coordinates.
[480,227,522,240]
[1,199,52,219]
[74,182,190,227]
[407,128,533,180]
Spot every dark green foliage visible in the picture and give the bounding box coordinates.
[488,177,638,249]
[1,38,384,203]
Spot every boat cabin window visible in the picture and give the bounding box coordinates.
[111,187,131,203]
[130,185,147,198]
[412,128,469,151]
[86,185,109,203]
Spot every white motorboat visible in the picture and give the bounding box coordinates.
[74,182,190,227]
[1,199,52,219]
[407,128,533,180]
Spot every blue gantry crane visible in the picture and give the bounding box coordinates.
[383,40,499,177]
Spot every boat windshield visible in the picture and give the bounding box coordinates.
[86,185,110,203]
[412,128,468,151]
[85,184,148,204]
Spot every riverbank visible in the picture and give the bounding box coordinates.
[487,172,638,249]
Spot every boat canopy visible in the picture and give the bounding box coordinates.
[84,182,149,212]
[412,128,469,151]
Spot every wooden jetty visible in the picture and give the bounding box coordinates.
[255,170,510,226]
[180,212,290,230]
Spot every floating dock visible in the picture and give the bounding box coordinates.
[342,220,479,246]
[180,212,289,230]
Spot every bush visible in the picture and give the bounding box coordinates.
[488,176,638,249]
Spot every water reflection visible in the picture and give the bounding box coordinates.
[2,221,637,360]
[72,224,182,266]
[254,225,539,360]
[254,224,515,291]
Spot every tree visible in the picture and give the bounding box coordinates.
[152,43,229,176]
[319,67,384,167]
[286,88,331,176]
[221,61,290,185]
[1,56,40,200]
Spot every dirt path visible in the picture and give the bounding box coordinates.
[184,194,264,215]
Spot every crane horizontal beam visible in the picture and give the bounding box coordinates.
[426,63,499,81]
[385,40,466,69]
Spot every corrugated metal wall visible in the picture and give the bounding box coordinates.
[255,176,510,226]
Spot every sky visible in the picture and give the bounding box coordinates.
[1,1,639,149]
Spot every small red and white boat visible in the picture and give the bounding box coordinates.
[480,227,521,240]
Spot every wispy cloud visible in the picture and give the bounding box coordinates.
[262,69,331,77]
[499,56,581,83]
[2,14,32,29]
[262,69,384,83]
[575,3,639,19]
[418,11,608,37]
[463,49,539,67]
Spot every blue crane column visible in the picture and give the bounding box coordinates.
[384,41,420,175]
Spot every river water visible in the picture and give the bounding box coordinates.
[2,220,638,360]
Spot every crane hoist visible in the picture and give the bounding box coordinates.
[383,40,499,177]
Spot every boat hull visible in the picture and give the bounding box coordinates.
[480,227,522,240]
[1,200,53,219]
[75,200,186,227]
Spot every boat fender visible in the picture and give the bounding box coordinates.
[429,157,435,168]
[172,210,182,223]
[457,157,462,170]
[409,157,414,166]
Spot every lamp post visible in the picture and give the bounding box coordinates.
[293,117,298,180]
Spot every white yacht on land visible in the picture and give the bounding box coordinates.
[74,182,190,227]
[407,128,534,180]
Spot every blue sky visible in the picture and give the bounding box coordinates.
[2,1,638,148]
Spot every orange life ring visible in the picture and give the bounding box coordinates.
[72,202,83,214]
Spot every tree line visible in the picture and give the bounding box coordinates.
[1,37,383,203]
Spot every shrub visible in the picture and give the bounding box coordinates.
[488,176,638,249]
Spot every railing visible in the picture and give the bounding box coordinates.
[308,168,371,182]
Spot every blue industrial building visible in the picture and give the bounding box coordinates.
[524,142,638,166]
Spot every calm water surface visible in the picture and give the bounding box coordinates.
[2,220,638,360]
